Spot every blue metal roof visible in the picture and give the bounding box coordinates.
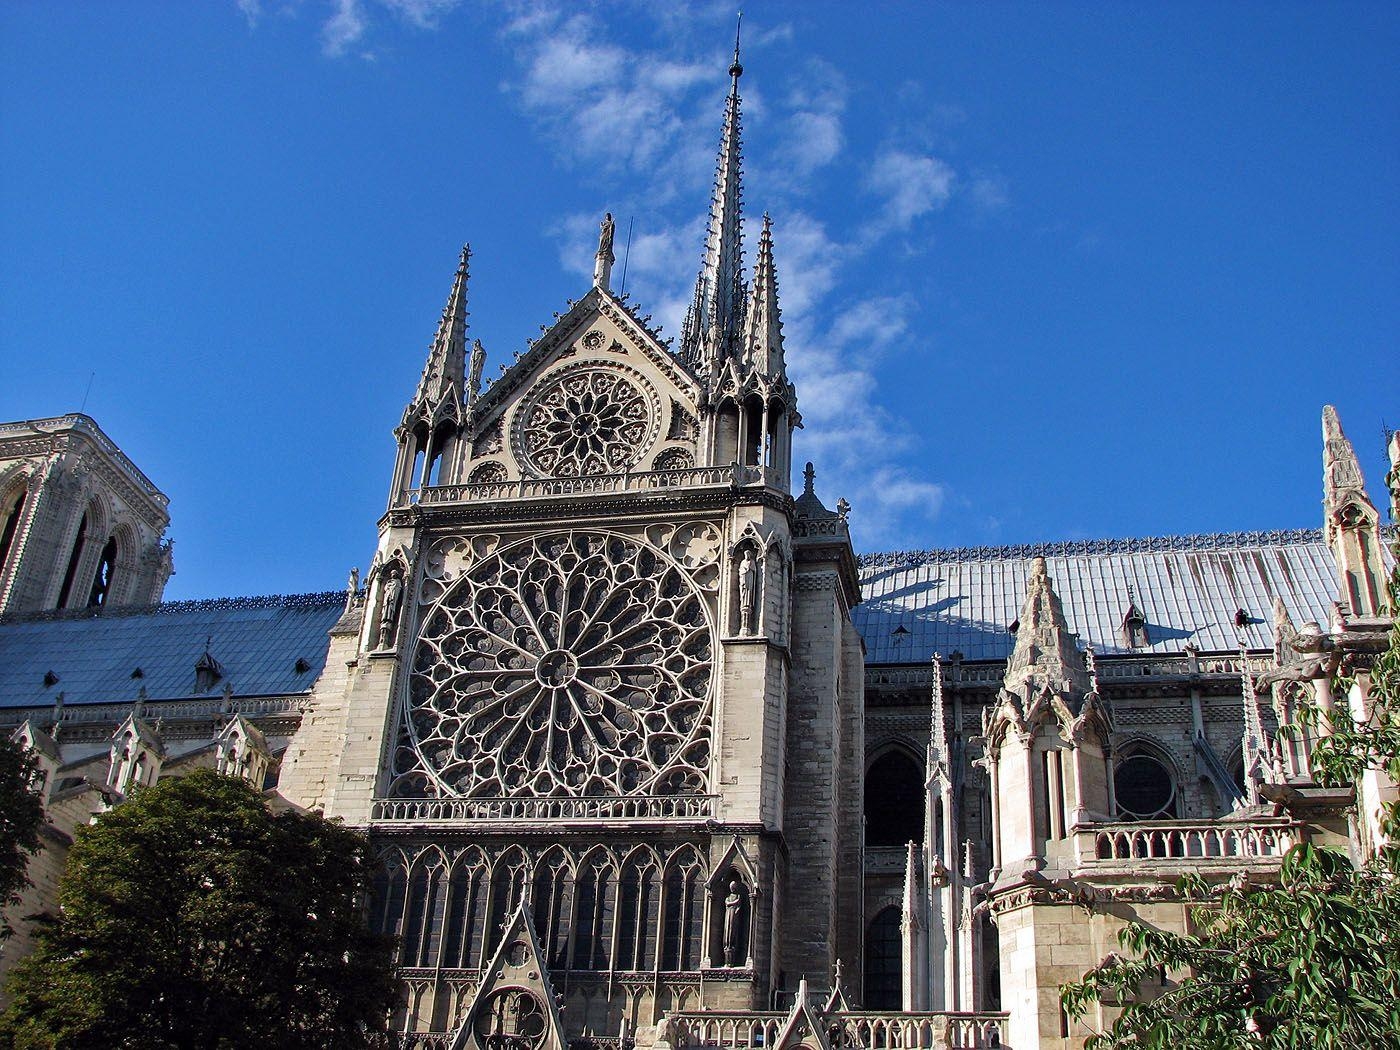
[0,594,345,709]
[854,530,1344,665]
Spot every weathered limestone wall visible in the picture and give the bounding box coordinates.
[779,568,845,986]
[996,898,1187,1050]
[277,624,362,812]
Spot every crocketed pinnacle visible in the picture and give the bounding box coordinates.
[681,33,746,374]
[743,213,785,378]
[1003,556,1090,700]
[413,245,470,411]
[1322,404,1367,504]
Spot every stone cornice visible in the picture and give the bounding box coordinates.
[381,485,791,532]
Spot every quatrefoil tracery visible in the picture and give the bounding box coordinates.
[400,531,713,799]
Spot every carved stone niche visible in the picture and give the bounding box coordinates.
[705,864,755,970]
[728,536,763,638]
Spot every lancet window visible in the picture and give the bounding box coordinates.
[373,842,704,976]
[864,749,926,848]
[864,906,903,1010]
[0,483,26,577]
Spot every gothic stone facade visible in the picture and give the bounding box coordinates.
[3,53,1397,1050]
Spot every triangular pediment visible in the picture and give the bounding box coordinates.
[771,981,833,1050]
[450,905,567,1050]
[462,287,705,482]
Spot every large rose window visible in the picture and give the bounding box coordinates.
[514,366,658,478]
[400,531,713,798]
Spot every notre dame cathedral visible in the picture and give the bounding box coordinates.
[1,46,1396,1050]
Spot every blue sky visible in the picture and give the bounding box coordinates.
[2,1,1396,600]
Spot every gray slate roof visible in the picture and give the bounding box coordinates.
[854,530,1343,665]
[0,594,345,709]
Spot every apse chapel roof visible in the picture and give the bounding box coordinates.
[853,529,1341,665]
[0,593,345,710]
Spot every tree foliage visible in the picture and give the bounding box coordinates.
[0,735,44,931]
[0,769,398,1050]
[1062,550,1400,1048]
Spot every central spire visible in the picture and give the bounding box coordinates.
[681,19,746,374]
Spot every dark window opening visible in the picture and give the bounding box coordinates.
[865,751,925,848]
[1114,752,1178,820]
[56,514,89,609]
[864,906,903,1010]
[87,536,117,608]
[0,489,26,575]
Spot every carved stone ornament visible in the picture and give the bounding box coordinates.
[512,363,661,479]
[395,530,713,798]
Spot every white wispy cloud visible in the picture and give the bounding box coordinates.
[321,0,369,58]
[968,171,1010,215]
[864,148,956,237]
[237,0,263,28]
[775,59,847,180]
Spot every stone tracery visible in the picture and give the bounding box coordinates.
[514,365,660,479]
[397,531,714,799]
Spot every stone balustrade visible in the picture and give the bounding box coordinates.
[668,1011,1008,1050]
[372,794,717,825]
[411,464,785,506]
[1077,818,1298,867]
[0,695,302,729]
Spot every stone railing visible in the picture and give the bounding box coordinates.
[392,1035,633,1050]
[864,846,911,875]
[1076,818,1299,867]
[412,465,785,506]
[0,695,303,730]
[372,794,718,825]
[669,1011,1007,1050]
[392,1034,454,1050]
[866,654,1275,693]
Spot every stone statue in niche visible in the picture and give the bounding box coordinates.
[378,570,404,650]
[737,550,757,635]
[723,879,744,966]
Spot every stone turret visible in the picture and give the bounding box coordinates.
[389,246,470,503]
[1322,405,1389,618]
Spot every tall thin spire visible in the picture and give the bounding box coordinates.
[743,213,785,376]
[681,21,746,373]
[413,245,470,411]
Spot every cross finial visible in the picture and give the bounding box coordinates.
[803,461,815,495]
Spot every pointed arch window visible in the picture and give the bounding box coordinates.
[0,486,26,577]
[571,854,616,971]
[486,852,527,960]
[444,850,490,969]
[865,750,926,848]
[661,851,703,971]
[531,854,574,969]
[87,535,118,607]
[56,512,89,609]
[616,853,660,971]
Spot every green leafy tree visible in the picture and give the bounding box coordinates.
[0,735,44,934]
[0,769,398,1050]
[1063,544,1400,1047]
